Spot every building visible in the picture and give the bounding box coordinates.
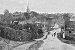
[26,2,30,13]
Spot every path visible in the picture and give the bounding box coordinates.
[12,32,75,50]
[38,33,75,50]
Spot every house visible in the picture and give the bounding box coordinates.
[18,21,27,25]
[65,21,75,37]
[65,21,75,31]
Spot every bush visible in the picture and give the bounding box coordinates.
[0,23,44,42]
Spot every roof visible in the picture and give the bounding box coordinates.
[53,23,59,28]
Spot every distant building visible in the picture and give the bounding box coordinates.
[53,23,59,29]
[65,21,75,31]
[19,21,27,25]
[64,21,75,37]
[70,17,75,21]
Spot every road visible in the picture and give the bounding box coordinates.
[38,33,75,50]
[8,23,75,50]
[12,32,75,50]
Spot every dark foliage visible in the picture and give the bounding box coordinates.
[0,23,44,42]
[24,12,30,20]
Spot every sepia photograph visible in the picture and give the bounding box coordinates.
[0,0,75,50]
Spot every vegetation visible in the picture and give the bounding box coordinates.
[0,9,75,42]
[0,23,44,42]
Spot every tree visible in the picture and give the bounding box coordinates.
[56,14,65,27]
[63,13,70,22]
[2,9,14,24]
[30,11,38,17]
[24,12,30,20]
[4,9,9,15]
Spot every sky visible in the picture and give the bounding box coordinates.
[0,0,75,14]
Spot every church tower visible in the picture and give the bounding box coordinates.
[26,2,30,13]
